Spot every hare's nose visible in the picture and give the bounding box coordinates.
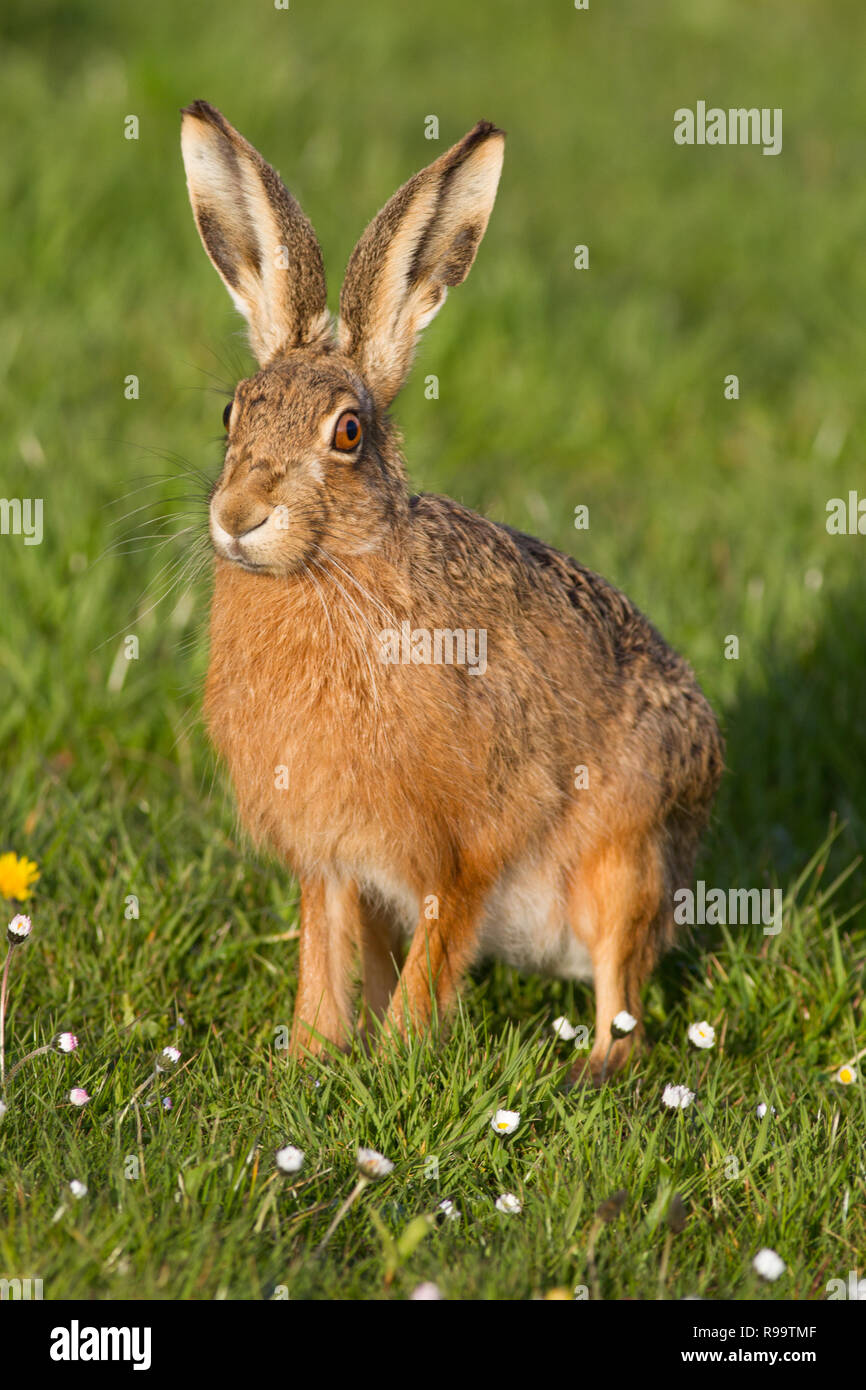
[234,516,268,539]
[213,505,268,540]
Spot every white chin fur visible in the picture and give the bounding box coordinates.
[209,509,276,568]
[209,512,237,560]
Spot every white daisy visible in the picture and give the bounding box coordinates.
[7,914,32,945]
[410,1282,443,1300]
[753,1248,785,1281]
[688,1021,716,1049]
[491,1109,520,1136]
[156,1045,181,1072]
[552,1016,577,1041]
[357,1148,394,1180]
[69,1180,87,1200]
[661,1083,694,1110]
[276,1145,305,1175]
[495,1192,522,1215]
[611,1011,637,1037]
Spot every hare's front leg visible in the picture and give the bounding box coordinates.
[290,874,361,1058]
[385,878,490,1039]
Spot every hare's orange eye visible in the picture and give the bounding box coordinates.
[333,410,362,451]
[222,400,233,430]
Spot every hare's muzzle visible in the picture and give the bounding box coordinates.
[209,509,270,571]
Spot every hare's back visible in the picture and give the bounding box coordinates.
[408,492,676,675]
[406,493,723,818]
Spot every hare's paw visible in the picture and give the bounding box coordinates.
[566,1035,642,1089]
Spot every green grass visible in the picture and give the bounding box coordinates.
[1,0,864,1300]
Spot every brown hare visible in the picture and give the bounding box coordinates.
[180,101,723,1083]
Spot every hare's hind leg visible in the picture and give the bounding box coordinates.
[290,874,361,1058]
[569,832,666,1084]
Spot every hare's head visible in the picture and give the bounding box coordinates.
[181,102,504,577]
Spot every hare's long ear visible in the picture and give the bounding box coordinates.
[338,122,504,407]
[180,101,330,365]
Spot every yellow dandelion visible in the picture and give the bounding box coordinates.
[836,1065,856,1086]
[0,853,40,902]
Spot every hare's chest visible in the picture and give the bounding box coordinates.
[204,594,398,865]
[206,659,364,843]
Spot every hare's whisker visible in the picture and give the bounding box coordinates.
[107,499,207,529]
[309,556,384,725]
[313,544,397,628]
[300,561,337,653]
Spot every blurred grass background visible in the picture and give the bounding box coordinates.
[0,0,864,1300]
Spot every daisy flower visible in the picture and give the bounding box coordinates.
[410,1282,443,1300]
[69,1088,90,1107]
[437,1198,460,1223]
[157,1045,181,1072]
[495,1192,522,1215]
[688,1021,716,1049]
[835,1065,857,1086]
[661,1083,694,1110]
[276,1145,305,1175]
[552,1016,577,1041]
[356,1148,394,1180]
[491,1109,520,1136]
[55,1032,79,1054]
[6,914,32,946]
[69,1180,87,1200]
[611,1011,637,1037]
[753,1248,785,1281]
[756,1103,777,1119]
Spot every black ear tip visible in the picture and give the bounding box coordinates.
[457,121,505,161]
[475,119,506,141]
[181,99,219,123]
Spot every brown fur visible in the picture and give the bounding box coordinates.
[181,104,724,1083]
